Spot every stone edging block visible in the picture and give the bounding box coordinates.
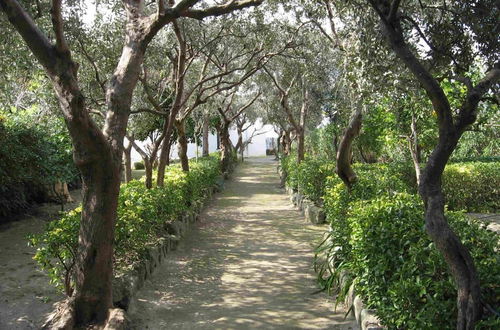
[283,184,326,225]
[111,177,227,316]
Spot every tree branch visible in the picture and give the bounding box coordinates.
[50,0,69,54]
[183,0,263,20]
[230,91,261,122]
[0,0,58,74]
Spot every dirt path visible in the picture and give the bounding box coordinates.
[129,157,358,330]
[0,191,82,329]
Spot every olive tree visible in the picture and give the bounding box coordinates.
[0,0,262,326]
[363,1,499,328]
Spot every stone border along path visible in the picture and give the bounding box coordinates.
[128,157,358,330]
[280,183,384,330]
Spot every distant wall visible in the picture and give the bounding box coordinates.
[131,123,279,163]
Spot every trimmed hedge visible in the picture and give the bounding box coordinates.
[346,194,499,329]
[0,120,77,221]
[29,155,221,295]
[442,162,499,212]
[280,156,500,328]
[134,161,145,170]
[282,155,499,213]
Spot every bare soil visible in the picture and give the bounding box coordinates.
[128,157,358,330]
[0,191,82,329]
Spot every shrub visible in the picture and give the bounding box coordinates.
[346,194,499,329]
[296,158,335,204]
[279,153,299,190]
[316,164,413,280]
[442,162,500,212]
[188,156,221,203]
[379,161,500,212]
[0,119,77,222]
[134,161,145,170]
[323,163,411,231]
[29,156,221,295]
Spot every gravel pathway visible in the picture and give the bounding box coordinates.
[0,191,81,329]
[129,157,358,330]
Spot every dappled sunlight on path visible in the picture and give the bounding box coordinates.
[129,157,358,329]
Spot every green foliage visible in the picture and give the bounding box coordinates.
[305,123,338,160]
[187,156,221,203]
[29,156,221,295]
[28,207,80,295]
[279,153,299,190]
[346,194,499,329]
[134,161,145,170]
[318,163,412,271]
[324,163,411,221]
[0,117,78,221]
[296,157,335,203]
[442,162,500,212]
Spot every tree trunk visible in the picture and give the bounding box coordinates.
[157,115,175,186]
[175,119,190,172]
[359,144,377,164]
[336,108,362,188]
[219,123,232,173]
[297,88,308,163]
[333,131,339,158]
[144,158,153,189]
[297,127,305,163]
[369,6,500,327]
[237,126,244,161]
[420,138,481,330]
[73,157,121,324]
[409,113,422,186]
[277,133,281,154]
[123,142,133,183]
[282,130,291,156]
[276,133,281,159]
[202,113,210,157]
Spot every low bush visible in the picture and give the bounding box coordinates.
[0,119,77,222]
[346,194,499,329]
[442,162,500,212]
[318,164,412,274]
[380,161,500,212]
[280,153,299,190]
[301,159,500,328]
[134,161,145,170]
[29,155,221,295]
[296,158,335,203]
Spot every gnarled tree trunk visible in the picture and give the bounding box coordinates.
[219,122,233,173]
[202,113,210,157]
[123,141,133,183]
[368,2,500,327]
[143,158,153,188]
[420,138,481,330]
[236,123,244,161]
[282,129,292,156]
[296,127,305,163]
[175,119,190,172]
[157,117,175,184]
[336,108,362,188]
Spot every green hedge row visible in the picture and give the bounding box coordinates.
[442,162,499,212]
[343,194,499,329]
[281,155,499,213]
[281,156,499,328]
[29,155,221,295]
[0,120,78,221]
